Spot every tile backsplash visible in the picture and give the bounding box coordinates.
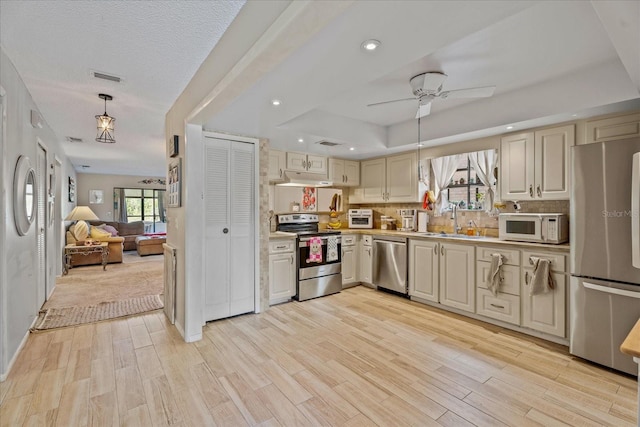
[337,198,569,237]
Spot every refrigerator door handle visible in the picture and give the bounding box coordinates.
[583,281,640,299]
[632,152,639,268]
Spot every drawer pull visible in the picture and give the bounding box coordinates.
[490,303,505,309]
[275,245,287,249]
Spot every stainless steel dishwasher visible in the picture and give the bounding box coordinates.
[372,236,408,294]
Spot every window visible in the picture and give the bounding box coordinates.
[114,188,166,232]
[445,157,487,210]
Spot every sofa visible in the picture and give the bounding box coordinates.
[65,220,146,267]
[86,220,145,251]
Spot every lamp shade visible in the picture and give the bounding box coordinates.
[65,206,99,221]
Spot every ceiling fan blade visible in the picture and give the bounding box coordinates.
[422,72,448,92]
[439,86,495,100]
[415,102,432,119]
[367,97,416,107]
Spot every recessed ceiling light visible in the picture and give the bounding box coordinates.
[361,39,381,51]
[298,138,304,143]
[506,126,514,130]
[349,147,355,151]
[572,113,578,117]
[271,99,281,106]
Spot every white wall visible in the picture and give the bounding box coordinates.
[76,173,165,220]
[0,48,75,380]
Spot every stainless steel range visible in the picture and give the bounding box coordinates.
[276,214,342,301]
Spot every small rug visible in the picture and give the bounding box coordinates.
[32,295,163,331]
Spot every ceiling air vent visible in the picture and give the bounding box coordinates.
[66,136,84,143]
[90,70,122,83]
[316,140,341,147]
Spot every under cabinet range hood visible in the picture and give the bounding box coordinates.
[278,171,333,187]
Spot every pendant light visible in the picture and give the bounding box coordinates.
[95,93,116,143]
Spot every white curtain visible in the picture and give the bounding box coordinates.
[114,188,128,222]
[431,154,463,215]
[468,149,498,215]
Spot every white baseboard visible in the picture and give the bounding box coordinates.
[1,315,37,382]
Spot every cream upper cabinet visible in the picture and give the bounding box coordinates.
[439,242,475,313]
[328,159,360,187]
[351,152,418,203]
[268,149,286,182]
[354,157,386,203]
[287,152,327,174]
[500,125,574,201]
[408,239,440,303]
[585,112,640,144]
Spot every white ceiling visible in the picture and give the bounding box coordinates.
[203,1,640,159]
[0,0,245,176]
[1,1,639,176]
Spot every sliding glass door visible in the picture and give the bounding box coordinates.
[114,188,166,232]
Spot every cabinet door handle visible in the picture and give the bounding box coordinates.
[490,303,505,309]
[279,168,282,177]
[536,185,542,197]
[529,185,533,197]
[525,271,529,284]
[441,245,444,255]
[434,244,438,255]
[290,255,293,264]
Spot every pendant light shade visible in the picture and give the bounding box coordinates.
[95,93,116,143]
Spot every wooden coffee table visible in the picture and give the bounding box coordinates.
[63,242,109,274]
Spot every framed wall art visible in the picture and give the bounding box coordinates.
[89,189,104,204]
[167,159,181,207]
[68,176,75,202]
[169,134,179,158]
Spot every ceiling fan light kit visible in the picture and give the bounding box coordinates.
[369,71,496,119]
[95,93,116,143]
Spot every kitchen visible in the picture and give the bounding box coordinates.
[175,1,640,424]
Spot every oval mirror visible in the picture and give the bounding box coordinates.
[13,155,37,235]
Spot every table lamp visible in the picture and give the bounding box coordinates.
[65,206,99,245]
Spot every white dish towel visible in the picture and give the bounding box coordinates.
[326,236,338,262]
[487,253,505,296]
[529,256,555,296]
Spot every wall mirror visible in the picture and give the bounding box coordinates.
[13,155,37,235]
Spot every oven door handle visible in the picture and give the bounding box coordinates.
[299,236,340,244]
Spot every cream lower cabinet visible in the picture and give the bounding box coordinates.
[359,235,372,285]
[439,243,475,313]
[475,246,522,325]
[521,249,567,338]
[269,239,296,305]
[342,235,359,288]
[408,239,440,302]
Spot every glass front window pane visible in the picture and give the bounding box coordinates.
[126,198,142,216]
[125,188,142,197]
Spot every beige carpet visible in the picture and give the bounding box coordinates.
[36,253,164,329]
[32,295,163,330]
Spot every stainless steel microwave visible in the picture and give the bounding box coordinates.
[498,213,568,244]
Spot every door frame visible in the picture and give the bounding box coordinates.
[36,139,48,306]
[0,85,6,377]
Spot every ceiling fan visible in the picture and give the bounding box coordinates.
[368,71,496,119]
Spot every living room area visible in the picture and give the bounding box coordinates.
[40,172,170,331]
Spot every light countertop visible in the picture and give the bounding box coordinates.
[268,231,297,240]
[621,318,640,359]
[336,229,570,251]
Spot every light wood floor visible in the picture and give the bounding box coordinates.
[1,286,637,426]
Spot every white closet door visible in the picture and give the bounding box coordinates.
[229,142,254,315]
[203,137,255,321]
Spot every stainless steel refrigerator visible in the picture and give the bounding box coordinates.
[570,137,640,375]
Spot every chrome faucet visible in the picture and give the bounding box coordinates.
[450,204,462,234]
